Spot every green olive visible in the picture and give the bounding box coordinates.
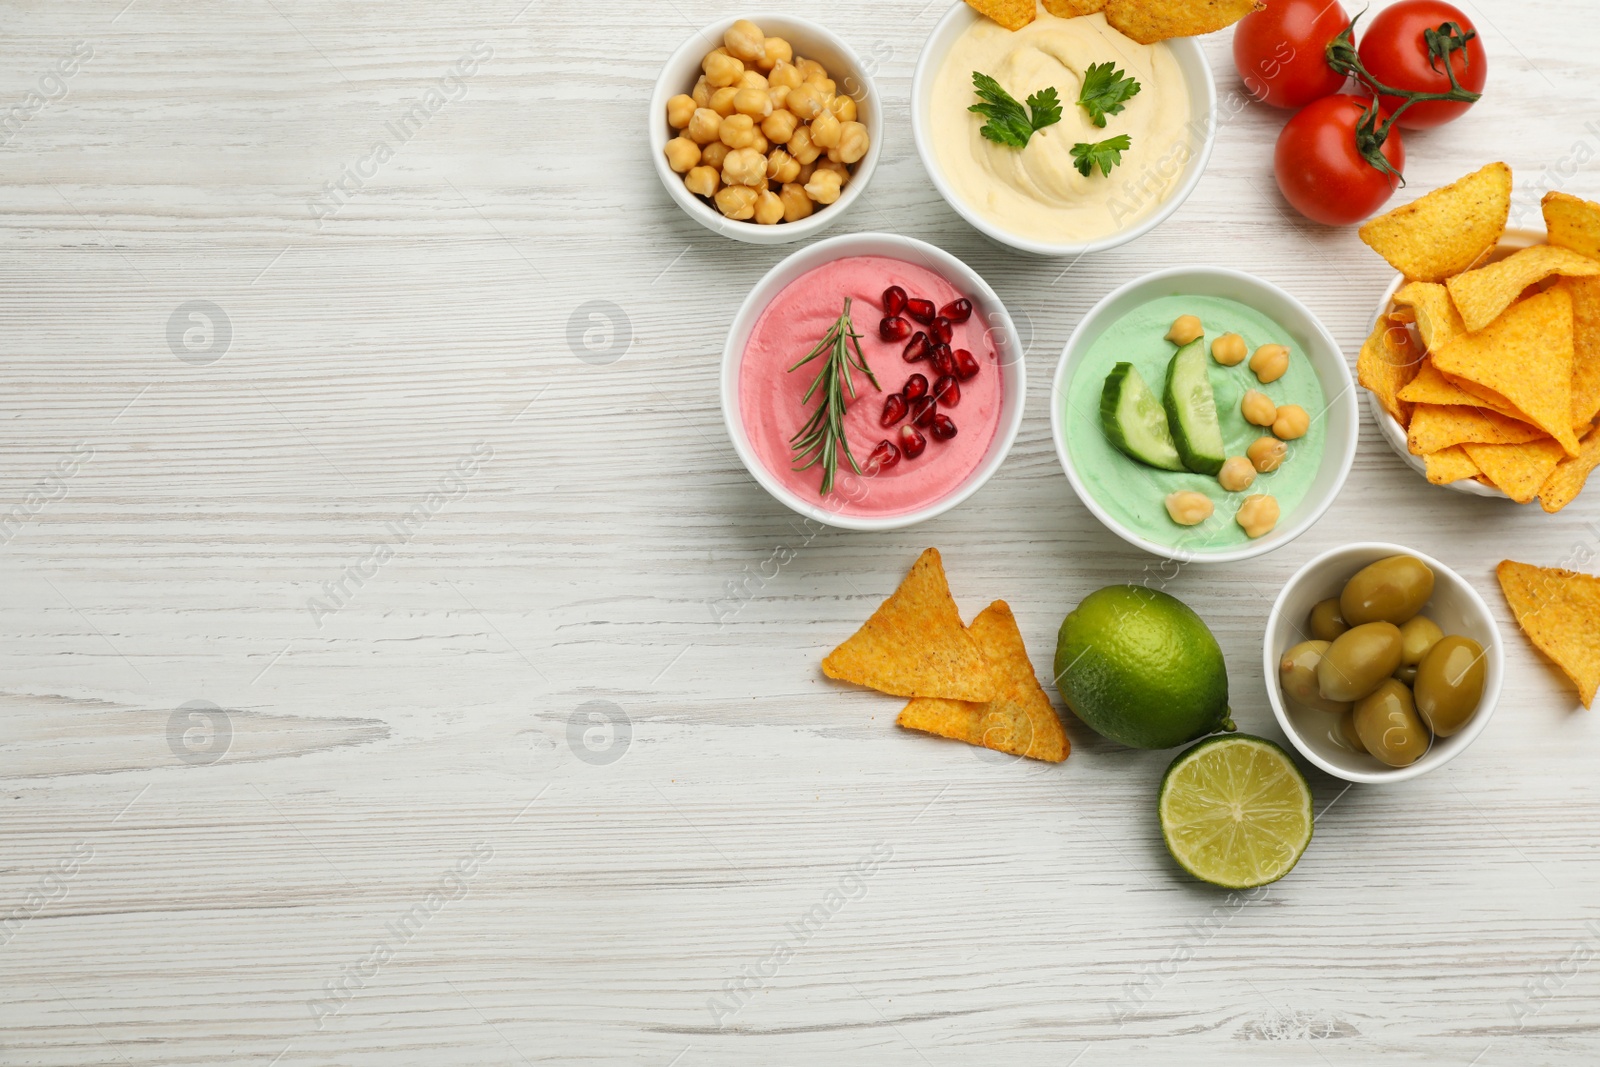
[1309,598,1350,642]
[1317,621,1404,703]
[1339,555,1435,626]
[1338,710,1366,753]
[1279,641,1352,714]
[1415,635,1486,737]
[1353,679,1431,767]
[1394,663,1419,686]
[1399,615,1444,667]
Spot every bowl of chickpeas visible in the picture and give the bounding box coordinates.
[651,15,883,244]
[1266,543,1503,785]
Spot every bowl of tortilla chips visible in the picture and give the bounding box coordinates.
[1356,163,1600,512]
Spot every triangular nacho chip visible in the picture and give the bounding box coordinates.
[1539,422,1600,513]
[1497,560,1600,708]
[1543,190,1600,262]
[897,601,1070,763]
[1407,403,1544,454]
[964,0,1037,31]
[1392,281,1467,353]
[1104,0,1262,43]
[1423,445,1479,485]
[1397,360,1525,422]
[1445,244,1600,333]
[1359,163,1512,283]
[1430,287,1580,455]
[822,548,998,701]
[1462,438,1567,503]
[1564,276,1600,427]
[1042,0,1107,14]
[1357,318,1422,424]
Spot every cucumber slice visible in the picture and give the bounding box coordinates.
[1100,362,1185,471]
[1164,338,1227,476]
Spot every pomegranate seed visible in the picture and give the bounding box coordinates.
[880,393,907,427]
[940,298,973,324]
[953,348,981,381]
[880,316,911,342]
[906,297,936,324]
[898,424,927,459]
[930,413,958,441]
[932,344,956,378]
[933,375,960,407]
[866,439,900,473]
[902,373,929,400]
[882,286,907,317]
[909,396,937,428]
[902,331,931,363]
[931,316,954,345]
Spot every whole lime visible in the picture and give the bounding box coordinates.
[1053,585,1233,749]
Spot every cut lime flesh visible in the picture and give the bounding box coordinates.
[1159,735,1313,889]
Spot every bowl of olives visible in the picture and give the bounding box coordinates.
[1265,543,1503,784]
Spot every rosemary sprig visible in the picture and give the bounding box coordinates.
[788,296,879,496]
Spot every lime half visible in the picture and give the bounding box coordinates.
[1159,735,1313,889]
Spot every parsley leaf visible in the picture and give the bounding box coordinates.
[1078,61,1141,128]
[1070,134,1131,178]
[970,71,1063,149]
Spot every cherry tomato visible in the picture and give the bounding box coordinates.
[1274,94,1405,226]
[1233,0,1351,110]
[1357,0,1486,128]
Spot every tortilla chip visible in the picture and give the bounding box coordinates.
[964,0,1037,31]
[1358,318,1422,424]
[1103,0,1262,43]
[1392,281,1467,353]
[1042,0,1106,14]
[1407,403,1545,453]
[1359,163,1512,283]
[1397,360,1525,422]
[1564,276,1600,427]
[1543,190,1600,262]
[1539,422,1600,513]
[1423,445,1479,485]
[822,548,998,701]
[1446,245,1600,333]
[1462,438,1567,503]
[1431,287,1580,455]
[897,601,1070,763]
[1497,560,1600,708]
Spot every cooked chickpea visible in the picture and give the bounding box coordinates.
[666,94,696,129]
[1251,343,1291,384]
[737,70,768,91]
[828,93,858,122]
[768,60,803,90]
[1166,314,1203,346]
[804,168,843,205]
[767,148,801,184]
[752,189,784,225]
[795,161,816,186]
[1165,491,1214,526]
[787,124,821,164]
[1242,389,1278,427]
[714,184,759,220]
[762,108,798,144]
[1272,404,1310,441]
[1212,332,1247,366]
[779,182,814,222]
[1247,436,1288,473]
[721,147,767,188]
[683,165,719,198]
[723,20,766,63]
[769,85,790,112]
[718,113,757,149]
[810,110,842,150]
[795,57,826,82]
[816,158,850,182]
[691,76,712,108]
[748,132,769,155]
[663,136,700,173]
[701,140,731,168]
[1236,494,1280,539]
[704,51,745,89]
[686,108,722,145]
[787,82,829,121]
[1218,456,1257,493]
[709,86,739,117]
[762,37,793,70]
[829,120,869,164]
[810,76,837,96]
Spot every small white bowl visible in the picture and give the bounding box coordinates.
[911,2,1216,258]
[1050,266,1358,563]
[721,232,1026,531]
[1366,228,1546,499]
[1265,542,1503,785]
[649,14,884,246]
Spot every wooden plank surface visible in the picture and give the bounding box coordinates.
[3,0,1599,1063]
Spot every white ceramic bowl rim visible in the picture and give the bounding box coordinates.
[720,231,1027,531]
[1050,265,1359,564]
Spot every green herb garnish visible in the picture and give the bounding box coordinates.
[1078,61,1141,128]
[969,71,1062,149]
[789,297,879,496]
[1070,134,1131,177]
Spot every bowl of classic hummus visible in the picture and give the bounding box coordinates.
[912,2,1216,257]
[1051,267,1358,563]
[722,232,1026,530]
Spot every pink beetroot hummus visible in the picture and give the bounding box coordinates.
[739,255,1003,517]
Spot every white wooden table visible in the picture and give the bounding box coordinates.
[4,1,1598,1063]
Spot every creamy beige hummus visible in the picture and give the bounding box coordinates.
[930,11,1194,244]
